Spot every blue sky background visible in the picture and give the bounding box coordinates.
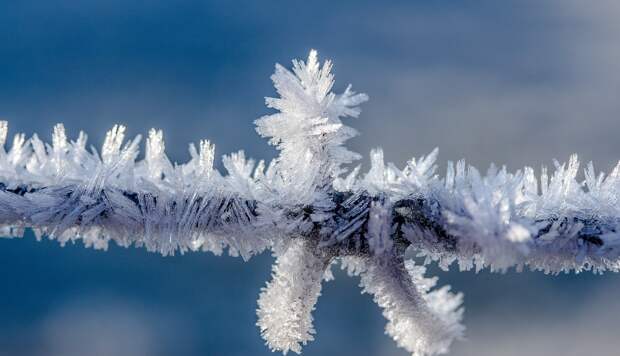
[2,1,620,355]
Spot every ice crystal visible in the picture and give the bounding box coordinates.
[1,50,620,355]
[257,239,332,354]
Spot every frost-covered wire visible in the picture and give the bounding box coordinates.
[2,50,620,355]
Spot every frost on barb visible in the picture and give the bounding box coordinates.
[255,49,368,196]
[257,239,332,354]
[342,256,464,356]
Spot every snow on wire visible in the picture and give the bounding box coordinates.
[1,50,620,356]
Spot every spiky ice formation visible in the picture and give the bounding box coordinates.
[257,239,332,354]
[2,50,620,355]
[255,49,368,190]
[342,256,464,356]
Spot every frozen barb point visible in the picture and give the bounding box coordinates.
[257,239,331,354]
[0,51,618,356]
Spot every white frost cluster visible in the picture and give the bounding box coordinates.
[347,149,620,274]
[257,239,331,354]
[342,256,464,356]
[255,49,368,191]
[2,50,620,356]
[0,120,270,258]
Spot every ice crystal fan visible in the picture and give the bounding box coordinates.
[2,50,620,356]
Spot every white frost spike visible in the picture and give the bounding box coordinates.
[51,123,69,176]
[186,139,215,178]
[8,132,28,168]
[0,121,8,148]
[345,256,464,356]
[198,140,215,176]
[52,124,68,153]
[110,129,141,176]
[257,239,331,354]
[403,148,439,192]
[255,49,368,192]
[365,148,388,193]
[145,128,170,182]
[222,151,257,198]
[102,124,127,165]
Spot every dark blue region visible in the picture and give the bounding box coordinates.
[0,0,561,168]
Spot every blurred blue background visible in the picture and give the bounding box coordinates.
[2,1,620,355]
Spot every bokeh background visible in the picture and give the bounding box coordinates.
[2,1,620,355]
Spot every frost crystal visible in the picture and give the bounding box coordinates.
[257,239,331,354]
[1,50,620,355]
[255,49,368,197]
